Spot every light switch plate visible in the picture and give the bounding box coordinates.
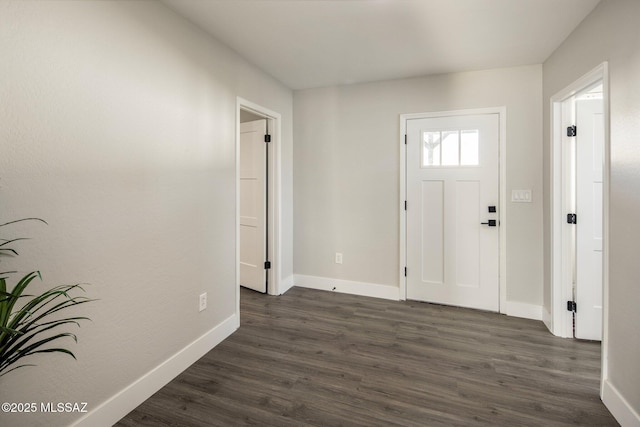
[511,189,532,203]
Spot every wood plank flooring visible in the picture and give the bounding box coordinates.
[117,287,618,426]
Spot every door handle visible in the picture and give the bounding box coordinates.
[481,219,497,226]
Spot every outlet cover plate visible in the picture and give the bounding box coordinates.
[199,293,207,312]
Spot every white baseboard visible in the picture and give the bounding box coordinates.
[603,379,640,427]
[504,300,543,321]
[542,306,552,332]
[72,314,238,427]
[293,275,544,317]
[278,274,295,295]
[294,274,400,301]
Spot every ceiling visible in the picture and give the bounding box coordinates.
[162,0,600,90]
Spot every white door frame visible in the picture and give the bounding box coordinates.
[236,97,282,315]
[549,62,609,391]
[399,107,507,313]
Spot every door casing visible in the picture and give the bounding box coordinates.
[399,107,507,313]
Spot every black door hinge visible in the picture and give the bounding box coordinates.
[567,300,577,312]
[264,134,271,143]
[264,261,271,269]
[404,134,407,145]
[404,200,407,211]
[404,267,407,277]
[567,126,577,137]
[567,213,577,224]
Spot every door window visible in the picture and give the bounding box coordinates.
[422,129,479,167]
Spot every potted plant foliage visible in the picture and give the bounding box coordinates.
[0,218,93,376]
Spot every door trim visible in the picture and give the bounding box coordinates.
[236,98,282,312]
[549,62,609,394]
[399,107,507,313]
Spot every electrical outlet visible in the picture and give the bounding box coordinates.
[199,292,207,312]
[335,252,343,264]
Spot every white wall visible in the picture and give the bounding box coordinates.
[0,1,292,426]
[543,0,640,423]
[293,65,543,309]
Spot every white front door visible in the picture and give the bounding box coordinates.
[575,98,604,340]
[406,113,499,311]
[240,119,267,293]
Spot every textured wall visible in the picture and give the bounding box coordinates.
[0,1,292,425]
[293,65,543,306]
[543,0,640,419]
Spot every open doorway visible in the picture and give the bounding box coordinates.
[235,98,282,313]
[550,63,609,344]
[572,84,605,341]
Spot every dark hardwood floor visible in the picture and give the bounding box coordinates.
[117,287,618,426]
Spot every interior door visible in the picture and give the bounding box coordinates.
[406,113,499,311]
[575,98,604,340]
[240,119,267,293]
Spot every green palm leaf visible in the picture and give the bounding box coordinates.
[0,216,93,377]
[0,273,94,376]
